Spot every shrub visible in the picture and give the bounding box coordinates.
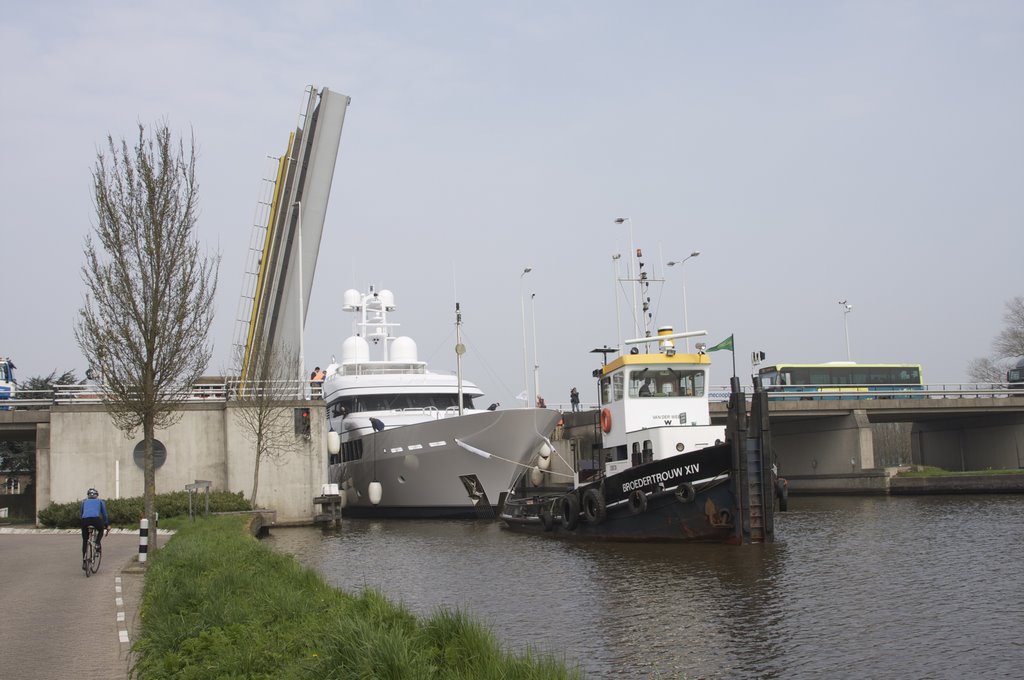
[37,490,251,528]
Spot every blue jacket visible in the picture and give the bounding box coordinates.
[80,498,109,524]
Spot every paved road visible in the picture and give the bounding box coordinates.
[0,530,145,680]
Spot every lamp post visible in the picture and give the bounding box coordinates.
[531,292,540,405]
[614,217,637,337]
[667,251,701,352]
[520,267,532,406]
[839,300,853,361]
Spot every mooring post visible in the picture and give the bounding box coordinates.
[139,518,149,563]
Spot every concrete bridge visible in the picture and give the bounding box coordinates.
[3,385,1023,519]
[0,384,327,524]
[714,386,1024,492]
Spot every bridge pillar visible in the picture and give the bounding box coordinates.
[773,409,885,492]
[912,413,1024,471]
[34,423,50,524]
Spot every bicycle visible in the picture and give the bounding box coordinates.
[83,525,104,576]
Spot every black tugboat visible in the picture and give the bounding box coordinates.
[500,327,784,543]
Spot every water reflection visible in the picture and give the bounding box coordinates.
[266,495,1024,679]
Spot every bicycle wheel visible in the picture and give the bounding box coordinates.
[85,535,95,578]
[90,535,102,574]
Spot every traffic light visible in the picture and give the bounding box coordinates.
[294,407,311,437]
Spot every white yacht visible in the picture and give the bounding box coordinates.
[322,286,559,518]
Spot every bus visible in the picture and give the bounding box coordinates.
[1008,357,1024,390]
[757,362,923,399]
[0,357,15,408]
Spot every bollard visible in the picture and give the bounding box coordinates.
[139,518,149,563]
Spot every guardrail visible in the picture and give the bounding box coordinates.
[1,381,324,410]
[2,383,1021,412]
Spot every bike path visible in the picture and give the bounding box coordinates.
[0,530,145,679]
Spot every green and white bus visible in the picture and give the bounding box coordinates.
[757,363,923,399]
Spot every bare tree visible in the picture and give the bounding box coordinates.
[75,122,219,532]
[993,296,1024,359]
[969,296,1024,383]
[232,344,309,506]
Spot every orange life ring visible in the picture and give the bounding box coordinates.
[600,408,612,433]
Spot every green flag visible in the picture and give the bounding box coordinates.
[707,335,734,352]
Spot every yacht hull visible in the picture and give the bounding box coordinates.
[331,409,560,519]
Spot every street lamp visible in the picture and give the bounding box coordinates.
[520,267,532,406]
[839,300,853,361]
[667,251,701,352]
[611,254,622,351]
[614,217,638,337]
[531,292,540,405]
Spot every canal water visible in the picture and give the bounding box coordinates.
[265,495,1024,679]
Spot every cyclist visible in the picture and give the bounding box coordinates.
[80,488,110,570]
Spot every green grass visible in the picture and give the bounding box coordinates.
[896,466,1024,477]
[133,515,581,680]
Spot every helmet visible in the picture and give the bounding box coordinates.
[87,488,98,499]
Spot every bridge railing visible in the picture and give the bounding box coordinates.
[3,382,1019,411]
[1,381,324,410]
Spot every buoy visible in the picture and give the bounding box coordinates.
[538,454,551,470]
[600,408,612,433]
[538,442,553,459]
[327,430,341,455]
[529,465,543,486]
[368,480,383,505]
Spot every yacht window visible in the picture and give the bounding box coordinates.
[332,393,473,414]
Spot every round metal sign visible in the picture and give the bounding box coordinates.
[133,439,167,469]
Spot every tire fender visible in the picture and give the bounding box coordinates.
[582,487,607,524]
[560,493,580,530]
[675,482,696,503]
[627,489,648,515]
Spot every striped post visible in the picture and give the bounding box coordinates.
[139,518,149,563]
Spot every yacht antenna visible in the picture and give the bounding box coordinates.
[455,302,466,416]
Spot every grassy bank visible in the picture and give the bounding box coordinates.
[896,466,1024,478]
[133,515,581,679]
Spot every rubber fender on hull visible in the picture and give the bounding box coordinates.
[540,505,555,531]
[582,487,607,524]
[675,482,696,503]
[561,494,581,530]
[627,489,648,515]
[776,477,789,512]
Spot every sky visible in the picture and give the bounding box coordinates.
[2,1,1022,408]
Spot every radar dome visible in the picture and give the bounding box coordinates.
[340,336,370,364]
[378,289,396,310]
[342,289,362,310]
[391,336,418,362]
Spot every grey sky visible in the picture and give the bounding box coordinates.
[2,2,1021,407]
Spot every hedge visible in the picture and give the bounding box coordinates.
[37,490,252,528]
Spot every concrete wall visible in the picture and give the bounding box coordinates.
[912,413,1024,471]
[41,401,327,524]
[771,410,875,477]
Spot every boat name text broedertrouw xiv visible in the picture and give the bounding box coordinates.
[621,463,699,494]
